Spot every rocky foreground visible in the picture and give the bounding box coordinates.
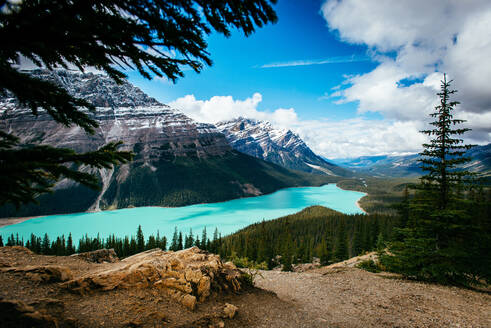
[0,247,490,328]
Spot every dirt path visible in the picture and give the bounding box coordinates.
[255,268,491,328]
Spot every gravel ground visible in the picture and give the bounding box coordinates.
[255,267,491,328]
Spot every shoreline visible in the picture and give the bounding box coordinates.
[0,216,44,229]
[334,182,367,214]
[355,198,367,214]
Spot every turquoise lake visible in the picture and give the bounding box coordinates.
[0,184,365,242]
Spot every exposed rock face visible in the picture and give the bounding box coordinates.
[71,248,119,263]
[0,69,231,159]
[0,70,228,213]
[216,118,348,176]
[3,265,73,283]
[63,247,243,310]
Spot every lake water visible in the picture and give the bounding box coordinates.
[0,184,365,242]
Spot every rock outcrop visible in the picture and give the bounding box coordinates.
[0,70,231,160]
[3,265,73,283]
[71,248,119,263]
[63,247,243,310]
[223,303,239,319]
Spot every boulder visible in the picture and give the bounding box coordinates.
[223,303,238,319]
[4,265,73,282]
[63,247,243,310]
[71,248,119,263]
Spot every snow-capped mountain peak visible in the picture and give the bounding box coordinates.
[215,117,348,176]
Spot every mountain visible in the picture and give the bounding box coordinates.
[331,143,491,178]
[0,69,335,217]
[331,154,421,177]
[461,143,491,176]
[216,118,349,176]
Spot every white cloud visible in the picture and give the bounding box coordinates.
[169,93,297,128]
[169,92,432,158]
[321,0,491,144]
[260,55,369,68]
[293,118,428,159]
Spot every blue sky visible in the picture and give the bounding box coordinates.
[128,1,377,122]
[126,0,491,158]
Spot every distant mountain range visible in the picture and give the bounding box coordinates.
[0,69,334,217]
[216,118,350,177]
[330,143,491,178]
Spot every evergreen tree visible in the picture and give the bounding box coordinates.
[376,233,385,252]
[334,220,348,262]
[129,237,137,255]
[160,236,167,251]
[281,233,294,272]
[146,235,156,250]
[29,234,37,252]
[0,0,277,207]
[318,235,330,265]
[136,225,144,253]
[6,234,14,246]
[351,228,363,257]
[184,228,194,248]
[256,238,268,264]
[383,75,487,285]
[178,232,183,251]
[210,227,219,253]
[41,233,50,255]
[123,236,130,257]
[170,227,178,251]
[201,227,207,250]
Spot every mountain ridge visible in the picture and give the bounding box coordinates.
[330,143,491,178]
[216,117,350,177]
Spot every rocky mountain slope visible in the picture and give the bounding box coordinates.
[331,143,491,178]
[0,70,334,217]
[216,118,349,176]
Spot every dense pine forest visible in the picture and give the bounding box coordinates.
[217,206,398,269]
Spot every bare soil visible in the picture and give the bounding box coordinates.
[256,267,491,328]
[1,247,489,328]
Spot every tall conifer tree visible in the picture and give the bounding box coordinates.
[383,75,488,285]
[136,225,145,253]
